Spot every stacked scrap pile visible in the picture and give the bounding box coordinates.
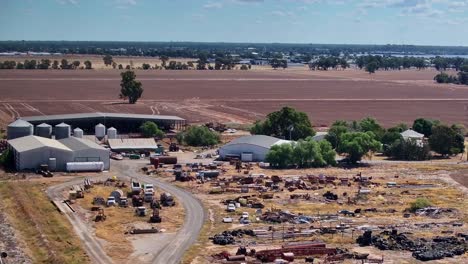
[357,230,467,261]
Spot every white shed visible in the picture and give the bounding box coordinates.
[219,135,292,162]
[400,129,424,140]
[8,135,73,171]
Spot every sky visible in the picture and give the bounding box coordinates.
[0,0,467,46]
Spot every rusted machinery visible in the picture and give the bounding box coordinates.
[254,242,336,262]
[95,208,106,222]
[149,209,162,223]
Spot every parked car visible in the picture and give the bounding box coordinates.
[106,196,116,207]
[239,217,251,224]
[144,184,154,193]
[144,192,154,203]
[227,203,236,212]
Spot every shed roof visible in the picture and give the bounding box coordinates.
[223,135,285,149]
[401,129,424,139]
[108,138,158,150]
[22,112,185,122]
[8,119,33,127]
[59,137,107,151]
[8,135,72,152]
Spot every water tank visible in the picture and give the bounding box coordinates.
[95,123,106,138]
[107,127,117,139]
[48,158,57,172]
[73,128,83,138]
[36,123,52,138]
[7,119,33,139]
[55,122,71,140]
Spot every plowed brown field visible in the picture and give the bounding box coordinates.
[0,68,467,127]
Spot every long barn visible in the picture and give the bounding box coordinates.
[21,112,186,133]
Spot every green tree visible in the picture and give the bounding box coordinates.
[84,60,92,69]
[24,60,37,69]
[381,130,403,146]
[160,55,169,68]
[338,132,381,163]
[52,60,59,69]
[60,59,70,69]
[365,62,379,74]
[103,55,113,67]
[409,198,431,212]
[429,125,465,156]
[16,62,24,69]
[434,72,457,84]
[118,64,123,70]
[72,60,80,69]
[142,63,151,70]
[359,117,385,141]
[325,124,348,149]
[178,126,220,147]
[319,140,337,166]
[385,138,431,161]
[266,143,293,169]
[240,64,249,70]
[387,123,408,133]
[37,59,50,69]
[140,121,165,138]
[250,106,315,140]
[412,118,438,137]
[119,71,143,104]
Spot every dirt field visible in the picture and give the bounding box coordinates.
[1,68,467,127]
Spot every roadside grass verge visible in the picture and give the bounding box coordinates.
[0,181,90,264]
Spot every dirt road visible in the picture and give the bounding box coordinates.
[112,160,206,264]
[46,176,115,264]
[46,160,205,264]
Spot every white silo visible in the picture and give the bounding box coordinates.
[107,127,117,139]
[7,119,33,139]
[95,123,106,138]
[36,123,52,138]
[73,127,84,138]
[55,122,71,140]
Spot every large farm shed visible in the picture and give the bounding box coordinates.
[219,135,292,162]
[107,138,159,152]
[21,112,186,133]
[8,135,110,171]
[8,135,73,171]
[59,137,110,170]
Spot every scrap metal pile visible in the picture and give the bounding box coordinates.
[211,229,255,245]
[357,230,468,261]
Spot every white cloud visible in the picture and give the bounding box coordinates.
[115,0,137,9]
[56,0,78,5]
[204,2,223,9]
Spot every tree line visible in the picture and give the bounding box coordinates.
[252,107,465,167]
[434,65,468,85]
[2,41,468,59]
[308,56,349,70]
[0,54,253,71]
[0,59,92,69]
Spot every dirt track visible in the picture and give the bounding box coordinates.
[1,69,467,127]
[46,159,205,264]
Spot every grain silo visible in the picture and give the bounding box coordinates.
[95,123,106,139]
[55,122,71,140]
[73,127,84,138]
[36,123,52,138]
[107,127,117,139]
[7,119,33,139]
